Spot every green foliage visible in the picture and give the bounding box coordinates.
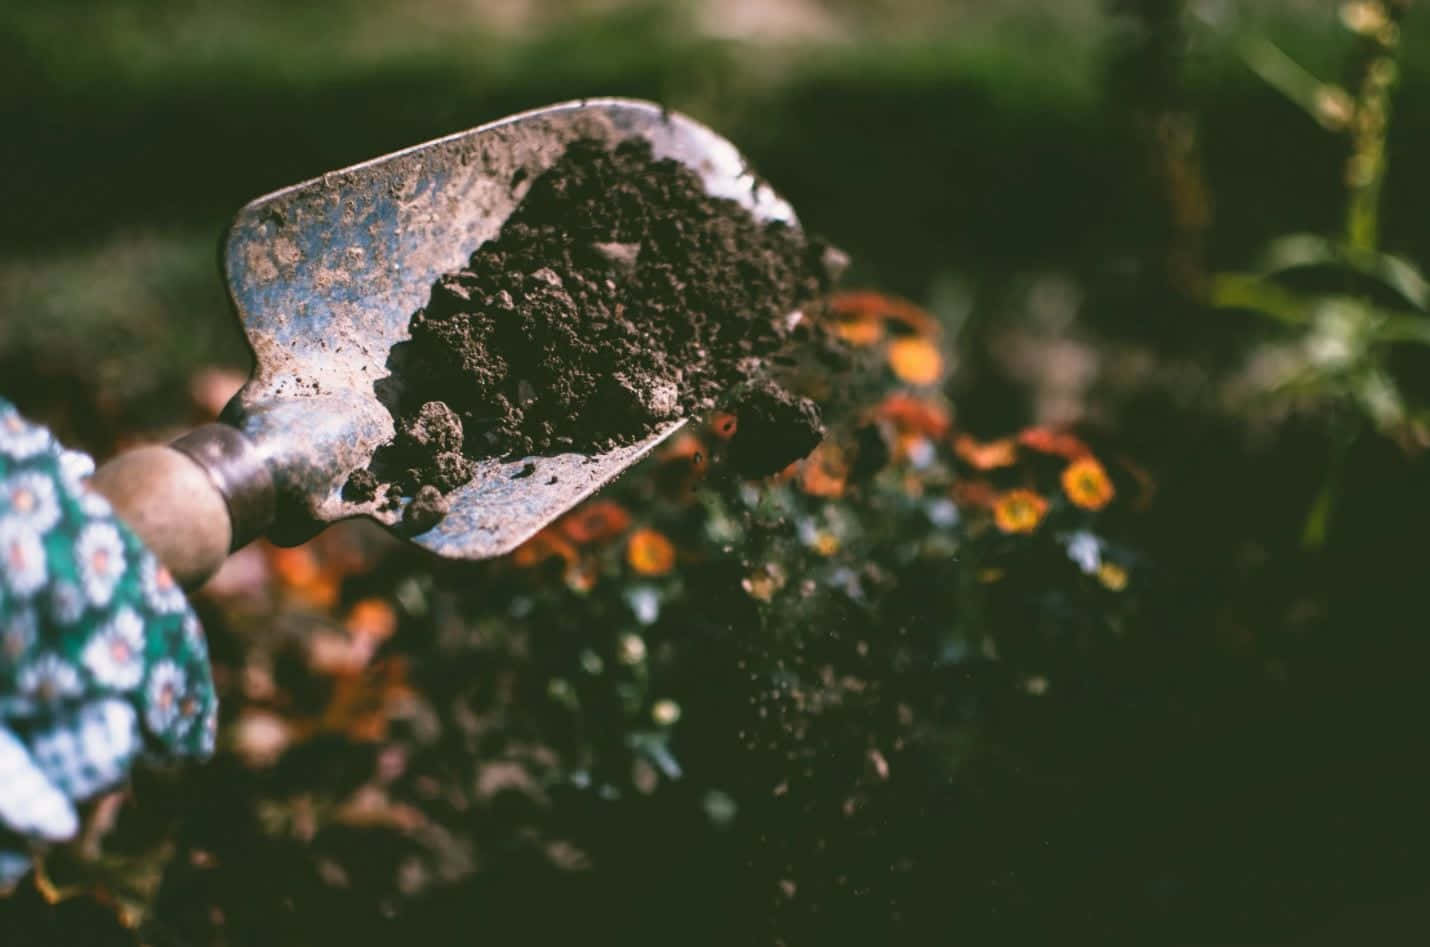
[1212,0,1428,543]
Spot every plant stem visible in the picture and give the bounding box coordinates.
[1302,418,1359,550]
[1344,1,1411,253]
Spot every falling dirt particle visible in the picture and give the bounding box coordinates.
[727,381,824,478]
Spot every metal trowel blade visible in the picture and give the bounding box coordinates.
[221,98,797,558]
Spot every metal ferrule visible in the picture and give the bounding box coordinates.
[171,423,276,550]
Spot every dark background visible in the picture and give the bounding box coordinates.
[4,1,1430,944]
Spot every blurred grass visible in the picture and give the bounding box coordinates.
[0,0,1111,254]
[6,0,1430,432]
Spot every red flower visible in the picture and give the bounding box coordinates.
[1017,426,1091,460]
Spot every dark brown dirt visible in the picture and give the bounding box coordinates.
[351,136,839,507]
[402,484,450,532]
[725,380,825,479]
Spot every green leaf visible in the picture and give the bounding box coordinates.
[1258,233,1342,273]
[1365,252,1430,310]
[1252,234,1430,311]
[1370,311,1430,345]
[1209,273,1312,326]
[1241,37,1351,131]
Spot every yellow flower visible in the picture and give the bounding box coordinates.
[992,489,1048,534]
[1097,562,1129,591]
[741,563,788,602]
[1062,457,1116,511]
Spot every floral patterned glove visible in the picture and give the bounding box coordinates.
[0,399,217,886]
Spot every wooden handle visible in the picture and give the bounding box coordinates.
[90,445,233,589]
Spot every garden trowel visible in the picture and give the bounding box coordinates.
[89,98,799,587]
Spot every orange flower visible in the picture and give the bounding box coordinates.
[881,303,939,338]
[799,443,848,498]
[1017,426,1090,460]
[345,598,398,644]
[828,291,884,319]
[828,291,939,337]
[992,489,1048,534]
[627,528,676,576]
[267,543,339,609]
[1061,457,1116,511]
[887,337,944,386]
[319,659,411,742]
[559,499,631,544]
[512,529,578,569]
[873,393,951,438]
[268,543,320,588]
[655,432,709,495]
[833,315,883,347]
[659,432,706,464]
[954,434,1017,470]
[709,412,738,440]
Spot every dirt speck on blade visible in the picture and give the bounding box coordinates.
[350,136,842,515]
[402,484,450,533]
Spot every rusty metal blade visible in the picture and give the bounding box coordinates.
[220,98,797,558]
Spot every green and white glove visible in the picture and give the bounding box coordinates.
[0,399,217,886]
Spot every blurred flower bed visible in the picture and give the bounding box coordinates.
[1,291,1149,944]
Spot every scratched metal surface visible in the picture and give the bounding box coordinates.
[220,98,798,558]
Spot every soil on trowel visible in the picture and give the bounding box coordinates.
[348,136,843,513]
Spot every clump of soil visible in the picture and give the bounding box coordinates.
[726,380,825,479]
[349,136,840,509]
[403,484,450,532]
